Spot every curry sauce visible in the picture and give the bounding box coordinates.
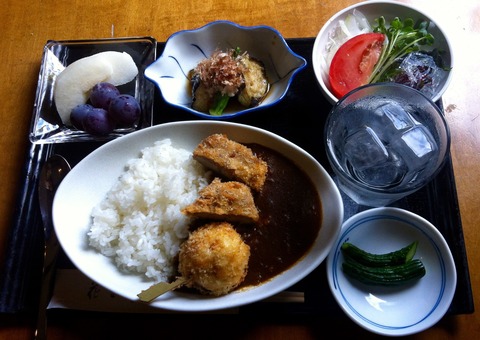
[237,143,322,288]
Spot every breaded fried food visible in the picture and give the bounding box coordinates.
[182,178,259,223]
[193,134,268,191]
[178,222,250,296]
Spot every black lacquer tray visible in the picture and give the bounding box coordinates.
[0,38,474,317]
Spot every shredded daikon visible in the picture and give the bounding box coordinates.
[324,9,372,67]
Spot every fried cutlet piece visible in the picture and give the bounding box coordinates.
[178,221,250,296]
[182,178,259,223]
[193,134,267,191]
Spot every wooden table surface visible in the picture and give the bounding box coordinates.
[1,0,478,338]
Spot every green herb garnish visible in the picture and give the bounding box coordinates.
[233,46,242,57]
[368,16,435,84]
[209,92,230,116]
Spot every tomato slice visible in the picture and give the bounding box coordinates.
[329,32,385,98]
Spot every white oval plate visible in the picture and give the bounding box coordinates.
[327,207,456,336]
[53,120,344,312]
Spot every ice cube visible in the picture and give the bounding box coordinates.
[371,102,415,141]
[391,125,438,173]
[401,125,437,158]
[353,150,407,188]
[344,127,388,171]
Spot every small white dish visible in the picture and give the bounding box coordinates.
[53,120,343,312]
[145,21,306,119]
[312,0,453,104]
[327,207,456,336]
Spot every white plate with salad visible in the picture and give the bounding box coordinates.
[312,0,453,104]
[326,207,457,336]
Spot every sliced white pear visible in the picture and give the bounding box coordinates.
[53,51,138,125]
[101,51,138,86]
[54,58,112,125]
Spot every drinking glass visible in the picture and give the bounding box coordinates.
[324,83,450,207]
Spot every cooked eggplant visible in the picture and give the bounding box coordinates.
[189,48,269,114]
[191,73,212,113]
[238,56,269,108]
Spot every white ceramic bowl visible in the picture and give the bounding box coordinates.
[145,21,307,119]
[52,120,343,312]
[327,207,456,336]
[312,0,454,104]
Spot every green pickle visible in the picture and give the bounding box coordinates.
[341,241,426,286]
[341,241,418,267]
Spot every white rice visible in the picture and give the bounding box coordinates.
[87,138,211,282]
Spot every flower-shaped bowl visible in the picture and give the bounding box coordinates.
[145,21,306,119]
